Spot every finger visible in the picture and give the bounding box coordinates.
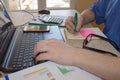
[68,17,74,29]
[67,27,74,34]
[36,52,51,62]
[33,41,48,57]
[65,23,74,33]
[65,17,74,30]
[67,16,74,22]
[76,17,84,31]
[76,23,82,31]
[33,44,39,57]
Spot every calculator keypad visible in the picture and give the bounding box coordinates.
[39,14,64,24]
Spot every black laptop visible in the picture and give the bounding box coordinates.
[0,0,64,72]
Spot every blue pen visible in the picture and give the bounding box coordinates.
[74,13,78,32]
[5,75,9,80]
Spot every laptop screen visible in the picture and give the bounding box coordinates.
[0,0,34,27]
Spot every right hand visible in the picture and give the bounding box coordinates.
[65,15,84,33]
[33,39,81,66]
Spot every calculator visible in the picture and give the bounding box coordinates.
[38,14,64,25]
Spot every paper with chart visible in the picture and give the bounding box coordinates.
[8,61,102,80]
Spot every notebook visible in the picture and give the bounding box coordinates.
[64,27,105,48]
[0,0,64,72]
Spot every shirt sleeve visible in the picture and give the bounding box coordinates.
[89,0,109,25]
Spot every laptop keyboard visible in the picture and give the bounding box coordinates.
[11,32,43,70]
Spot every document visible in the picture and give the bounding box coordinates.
[5,61,102,80]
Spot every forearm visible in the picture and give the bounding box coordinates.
[74,49,120,80]
[80,9,95,25]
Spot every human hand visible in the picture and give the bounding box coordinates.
[65,15,84,33]
[33,39,80,66]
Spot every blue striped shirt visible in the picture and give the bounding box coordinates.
[90,0,120,52]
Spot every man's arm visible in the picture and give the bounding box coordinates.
[80,9,95,25]
[74,48,120,80]
[33,39,120,80]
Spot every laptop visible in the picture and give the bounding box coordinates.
[0,0,64,72]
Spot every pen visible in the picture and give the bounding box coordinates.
[5,75,9,80]
[74,13,78,32]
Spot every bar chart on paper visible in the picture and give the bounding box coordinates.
[23,65,75,80]
[22,63,102,80]
[7,61,102,80]
[24,67,56,80]
[24,65,77,80]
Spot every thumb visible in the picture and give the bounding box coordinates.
[76,16,84,31]
[36,52,50,62]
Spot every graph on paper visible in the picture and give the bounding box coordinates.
[24,67,56,80]
[20,62,101,80]
[57,66,74,75]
